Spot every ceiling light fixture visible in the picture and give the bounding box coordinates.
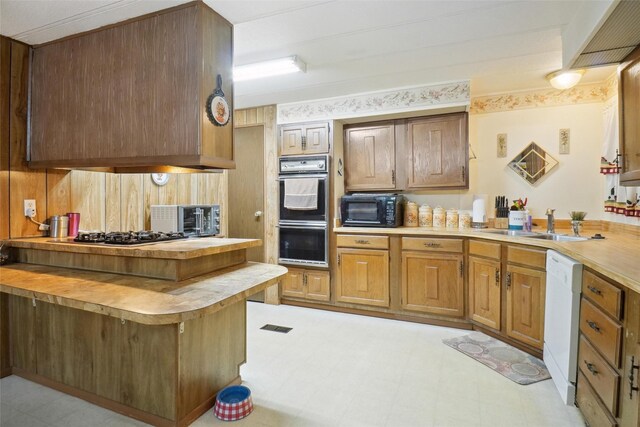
[545,69,585,90]
[233,56,307,82]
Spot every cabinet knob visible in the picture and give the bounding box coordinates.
[587,285,602,295]
[255,211,263,217]
[586,320,601,333]
[584,361,598,376]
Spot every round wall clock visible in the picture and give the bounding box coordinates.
[151,173,170,186]
[206,74,231,126]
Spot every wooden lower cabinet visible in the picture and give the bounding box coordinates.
[336,248,389,307]
[468,256,501,330]
[576,269,640,427]
[401,252,463,317]
[281,268,330,302]
[5,293,246,425]
[505,265,546,349]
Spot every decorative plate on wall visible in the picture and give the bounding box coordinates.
[206,74,230,126]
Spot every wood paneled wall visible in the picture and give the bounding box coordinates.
[234,105,279,304]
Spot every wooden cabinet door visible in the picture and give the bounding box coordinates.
[401,252,464,317]
[620,46,640,185]
[336,248,389,307]
[303,123,330,154]
[469,257,502,330]
[506,265,546,349]
[344,123,396,191]
[468,256,501,330]
[280,125,304,155]
[618,290,640,426]
[280,122,329,155]
[305,270,330,302]
[281,268,305,298]
[406,113,468,189]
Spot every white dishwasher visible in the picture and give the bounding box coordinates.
[544,250,583,405]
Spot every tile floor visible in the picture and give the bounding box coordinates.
[0,302,585,427]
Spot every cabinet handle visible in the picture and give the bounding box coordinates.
[392,169,396,185]
[301,135,307,150]
[586,320,601,333]
[584,361,598,375]
[587,285,602,295]
[424,242,441,248]
[506,272,511,289]
[459,261,464,277]
[495,270,500,285]
[303,274,308,286]
[629,356,639,399]
[337,254,341,265]
[355,239,370,244]
[461,166,465,180]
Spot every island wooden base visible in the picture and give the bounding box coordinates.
[3,293,247,426]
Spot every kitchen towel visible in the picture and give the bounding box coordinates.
[284,178,318,210]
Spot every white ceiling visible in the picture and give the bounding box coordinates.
[0,0,619,109]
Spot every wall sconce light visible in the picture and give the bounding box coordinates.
[234,56,307,82]
[545,69,585,90]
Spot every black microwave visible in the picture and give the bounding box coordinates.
[340,194,405,227]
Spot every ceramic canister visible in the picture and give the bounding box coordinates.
[459,211,471,229]
[508,210,527,230]
[446,209,459,229]
[404,201,418,227]
[433,207,445,228]
[419,205,433,227]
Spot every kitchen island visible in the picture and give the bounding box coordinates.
[0,237,287,427]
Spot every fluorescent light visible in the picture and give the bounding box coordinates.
[545,69,585,90]
[233,56,307,82]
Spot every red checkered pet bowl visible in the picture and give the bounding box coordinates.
[214,385,253,421]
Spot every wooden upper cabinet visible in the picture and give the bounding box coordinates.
[406,113,468,189]
[619,46,640,186]
[279,122,329,155]
[344,122,396,191]
[29,3,234,172]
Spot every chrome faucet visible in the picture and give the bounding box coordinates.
[546,208,555,234]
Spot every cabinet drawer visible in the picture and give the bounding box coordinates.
[507,246,546,269]
[580,298,622,368]
[337,235,389,249]
[469,240,501,260]
[582,270,623,320]
[576,371,618,427]
[402,237,463,253]
[579,335,620,415]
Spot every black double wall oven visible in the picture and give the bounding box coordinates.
[278,155,329,268]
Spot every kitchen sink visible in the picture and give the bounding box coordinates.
[526,234,589,242]
[477,229,588,242]
[476,229,541,237]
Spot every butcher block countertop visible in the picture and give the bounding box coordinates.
[6,236,261,259]
[334,226,640,294]
[0,262,287,325]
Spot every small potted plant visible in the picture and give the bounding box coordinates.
[569,211,587,236]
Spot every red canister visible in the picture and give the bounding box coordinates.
[67,212,80,238]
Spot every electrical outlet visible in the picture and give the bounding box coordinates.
[24,199,36,217]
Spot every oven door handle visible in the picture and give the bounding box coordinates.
[277,224,327,230]
[277,175,328,180]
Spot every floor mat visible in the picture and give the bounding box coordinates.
[443,332,551,385]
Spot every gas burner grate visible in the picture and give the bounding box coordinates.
[74,231,187,245]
